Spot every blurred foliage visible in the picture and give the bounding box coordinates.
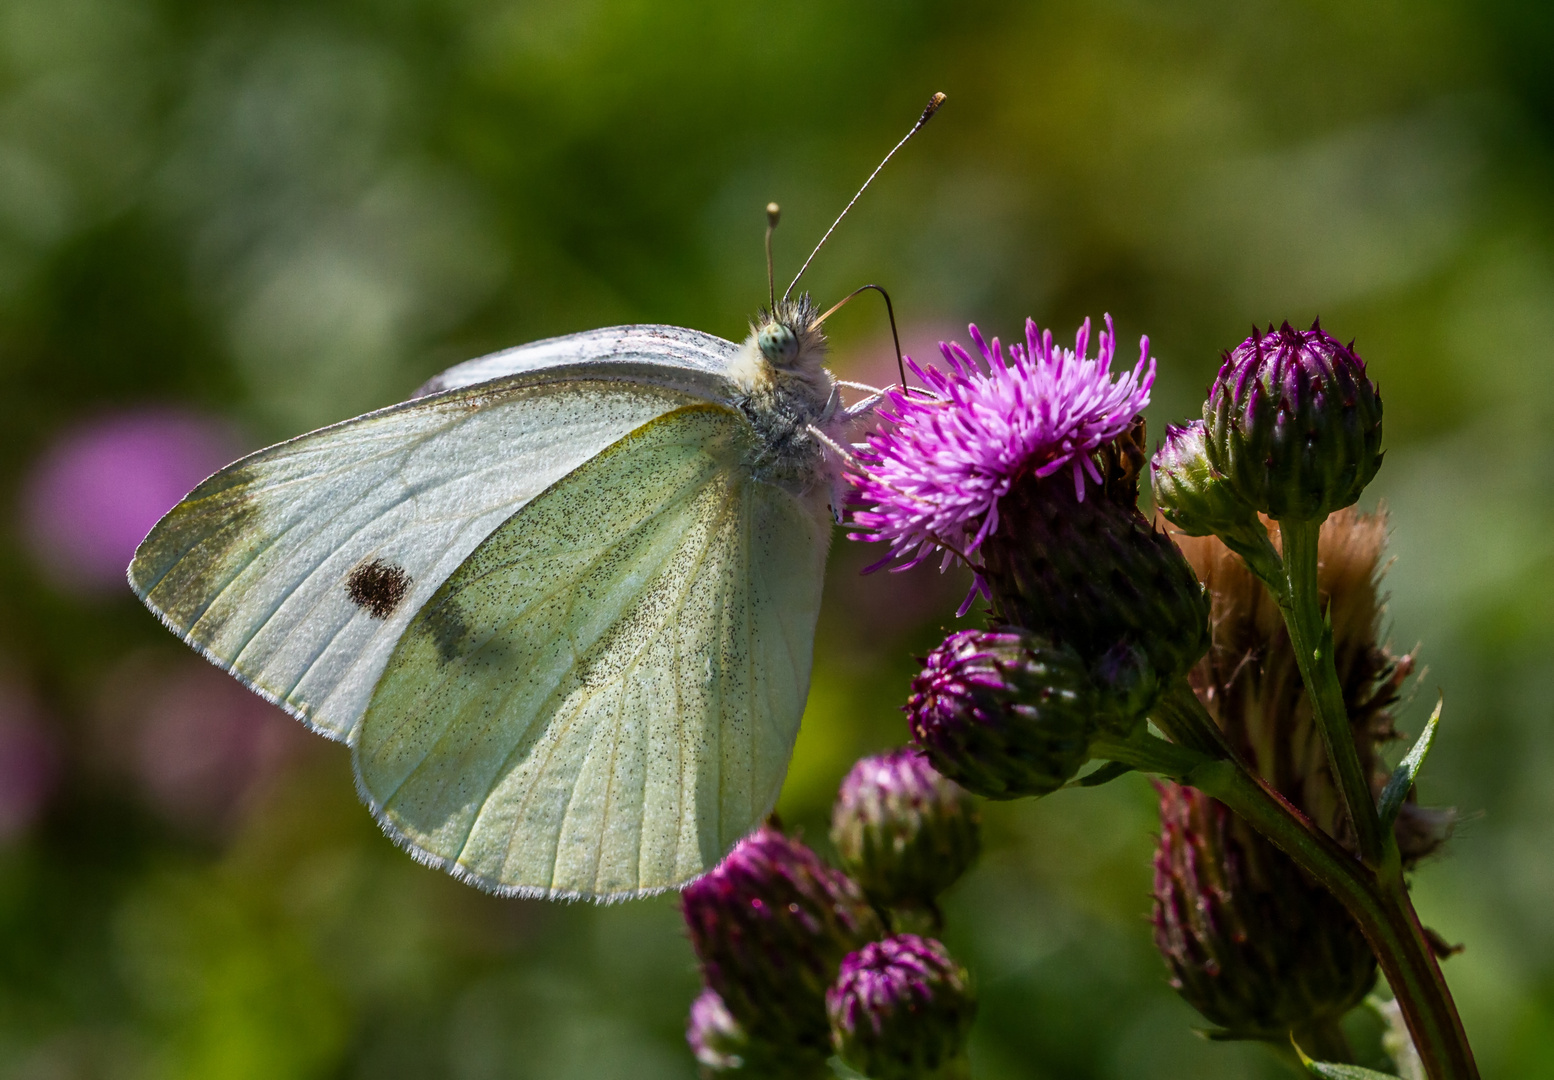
[2,0,1553,1077]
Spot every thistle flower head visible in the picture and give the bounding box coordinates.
[831,748,981,916]
[681,825,881,1066]
[850,316,1155,585]
[827,935,976,1080]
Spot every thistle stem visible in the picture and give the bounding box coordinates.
[1094,695,1479,1079]
[1277,517,1388,868]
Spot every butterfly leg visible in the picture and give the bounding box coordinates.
[840,393,884,421]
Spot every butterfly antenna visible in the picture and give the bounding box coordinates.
[784,91,946,303]
[764,202,780,313]
[817,283,906,389]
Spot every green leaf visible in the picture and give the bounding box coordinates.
[1294,1039,1402,1079]
[1067,761,1135,788]
[828,1056,871,1079]
[1378,695,1443,830]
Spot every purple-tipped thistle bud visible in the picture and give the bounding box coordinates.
[907,628,1094,799]
[828,935,976,1080]
[682,826,882,1070]
[831,750,981,919]
[1203,321,1383,522]
[1153,782,1376,1043]
[686,989,749,1074]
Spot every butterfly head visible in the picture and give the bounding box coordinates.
[754,296,827,372]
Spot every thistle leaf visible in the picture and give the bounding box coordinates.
[1294,1039,1402,1079]
[1378,695,1443,830]
[1068,761,1135,788]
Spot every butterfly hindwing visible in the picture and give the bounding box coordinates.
[129,364,734,742]
[354,404,832,899]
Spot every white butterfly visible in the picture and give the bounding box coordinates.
[130,306,882,900]
[129,96,943,901]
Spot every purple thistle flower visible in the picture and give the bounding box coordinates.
[827,934,975,1080]
[849,315,1154,605]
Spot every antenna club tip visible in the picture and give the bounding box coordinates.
[923,92,947,121]
[766,202,781,225]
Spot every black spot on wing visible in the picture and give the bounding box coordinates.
[346,559,412,619]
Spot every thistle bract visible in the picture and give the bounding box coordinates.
[681,826,882,1068]
[828,935,976,1080]
[831,749,981,914]
[907,628,1094,799]
[1203,321,1383,522]
[1173,511,1454,861]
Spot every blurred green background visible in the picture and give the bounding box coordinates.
[3,1,1553,1077]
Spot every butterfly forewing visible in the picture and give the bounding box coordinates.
[129,369,726,741]
[355,404,831,899]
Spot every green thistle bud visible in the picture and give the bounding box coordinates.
[1150,419,1270,543]
[831,749,981,921]
[828,935,976,1080]
[906,628,1094,799]
[1203,321,1383,522]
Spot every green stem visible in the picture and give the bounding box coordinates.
[1093,699,1479,1080]
[1278,517,1388,868]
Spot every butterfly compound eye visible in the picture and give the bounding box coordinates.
[757,322,801,365]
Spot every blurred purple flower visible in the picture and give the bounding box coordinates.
[21,409,240,594]
[848,317,1154,591]
[94,653,300,831]
[0,677,58,841]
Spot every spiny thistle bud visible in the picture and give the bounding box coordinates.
[1153,782,1376,1042]
[827,935,976,1080]
[686,989,749,1074]
[831,749,981,919]
[1203,321,1383,522]
[682,826,882,1070]
[906,628,1094,799]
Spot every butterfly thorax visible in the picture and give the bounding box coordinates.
[727,296,841,495]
